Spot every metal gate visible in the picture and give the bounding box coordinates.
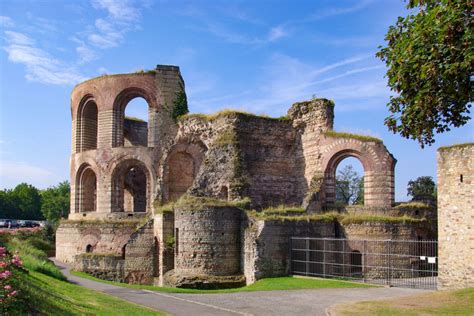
[290,237,438,289]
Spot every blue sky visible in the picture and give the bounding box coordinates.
[0,0,472,201]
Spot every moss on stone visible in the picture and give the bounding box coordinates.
[324,131,382,143]
[438,142,474,151]
[214,129,238,146]
[154,202,175,214]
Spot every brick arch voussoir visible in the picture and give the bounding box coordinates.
[71,86,104,121]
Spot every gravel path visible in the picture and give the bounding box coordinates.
[53,259,430,316]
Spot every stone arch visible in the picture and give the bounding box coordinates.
[112,87,154,148]
[76,95,98,152]
[111,159,152,213]
[75,163,97,213]
[162,140,207,202]
[321,139,395,207]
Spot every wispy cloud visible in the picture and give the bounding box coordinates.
[3,31,85,85]
[0,16,14,28]
[308,0,374,21]
[91,0,140,22]
[191,53,387,115]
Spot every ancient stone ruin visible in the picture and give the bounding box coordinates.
[56,65,436,288]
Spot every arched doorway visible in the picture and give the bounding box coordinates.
[112,160,150,213]
[76,97,98,152]
[350,250,362,276]
[76,164,97,212]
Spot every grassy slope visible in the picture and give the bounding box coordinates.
[72,272,373,294]
[0,233,164,315]
[331,287,474,316]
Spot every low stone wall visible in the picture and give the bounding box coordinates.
[242,217,335,284]
[58,218,155,285]
[75,254,124,282]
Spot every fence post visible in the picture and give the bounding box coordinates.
[363,240,367,283]
[387,240,392,286]
[323,239,326,278]
[288,237,292,276]
[305,238,309,276]
[342,240,345,278]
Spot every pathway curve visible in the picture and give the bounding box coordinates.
[53,259,429,316]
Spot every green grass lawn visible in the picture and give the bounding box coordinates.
[72,271,374,294]
[0,232,165,315]
[331,287,474,316]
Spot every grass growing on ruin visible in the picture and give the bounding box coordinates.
[0,232,164,315]
[178,109,290,122]
[340,213,425,225]
[324,131,382,143]
[438,142,474,151]
[71,272,373,293]
[330,287,474,316]
[156,195,252,213]
[393,201,433,210]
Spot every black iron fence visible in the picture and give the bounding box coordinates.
[290,237,437,289]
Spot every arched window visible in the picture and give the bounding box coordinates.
[112,160,149,213]
[86,244,93,253]
[113,89,151,148]
[124,97,148,147]
[76,165,97,213]
[76,97,98,152]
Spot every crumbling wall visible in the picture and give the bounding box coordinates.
[437,143,474,290]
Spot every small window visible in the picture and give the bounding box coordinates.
[460,174,463,183]
[121,245,126,259]
[86,244,93,253]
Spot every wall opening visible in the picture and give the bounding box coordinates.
[333,157,364,206]
[76,165,97,213]
[112,160,149,213]
[121,245,126,259]
[86,244,93,253]
[350,250,362,276]
[77,98,98,152]
[460,174,463,183]
[167,152,195,202]
[219,186,229,200]
[124,97,149,147]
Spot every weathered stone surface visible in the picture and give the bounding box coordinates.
[437,144,474,290]
[163,270,245,289]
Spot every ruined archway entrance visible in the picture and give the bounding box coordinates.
[76,164,97,212]
[324,150,367,207]
[334,157,364,206]
[112,160,150,213]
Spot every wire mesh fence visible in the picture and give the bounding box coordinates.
[290,237,437,290]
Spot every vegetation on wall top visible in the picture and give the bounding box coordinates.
[178,109,290,122]
[156,195,252,212]
[324,131,382,143]
[438,142,474,151]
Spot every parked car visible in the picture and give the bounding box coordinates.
[25,221,40,228]
[0,219,8,228]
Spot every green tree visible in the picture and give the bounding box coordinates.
[9,183,43,220]
[171,89,189,121]
[353,176,365,205]
[407,176,436,201]
[0,190,17,218]
[336,165,363,205]
[377,0,472,147]
[40,181,70,223]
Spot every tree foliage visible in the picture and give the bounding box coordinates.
[40,181,70,224]
[407,176,436,201]
[336,165,363,205]
[377,0,472,147]
[0,181,70,221]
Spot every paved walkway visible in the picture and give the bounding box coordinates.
[53,259,429,316]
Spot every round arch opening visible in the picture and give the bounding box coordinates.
[112,160,150,213]
[76,97,98,152]
[76,165,97,213]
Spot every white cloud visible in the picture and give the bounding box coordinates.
[0,16,14,28]
[91,0,140,22]
[76,44,97,63]
[0,161,62,189]
[267,25,288,42]
[4,31,85,85]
